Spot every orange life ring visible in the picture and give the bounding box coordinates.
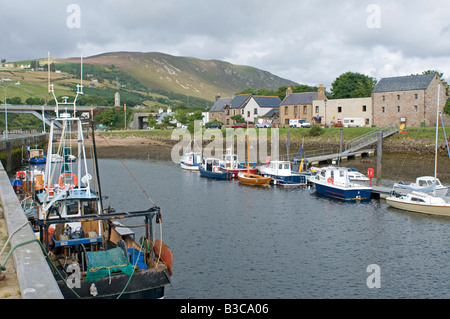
[58,172,78,189]
[327,177,334,184]
[16,171,26,179]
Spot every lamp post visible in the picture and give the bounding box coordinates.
[1,81,21,139]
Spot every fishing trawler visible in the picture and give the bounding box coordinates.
[24,55,173,299]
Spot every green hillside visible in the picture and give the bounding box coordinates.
[1,52,298,112]
[60,52,298,103]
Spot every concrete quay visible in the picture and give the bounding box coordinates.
[0,162,63,299]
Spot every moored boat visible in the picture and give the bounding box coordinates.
[21,55,173,299]
[29,148,46,164]
[309,166,372,200]
[220,147,257,177]
[199,157,233,180]
[393,176,448,198]
[180,151,201,170]
[258,160,307,187]
[237,172,272,186]
[386,191,450,217]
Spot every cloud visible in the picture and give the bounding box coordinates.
[2,0,450,88]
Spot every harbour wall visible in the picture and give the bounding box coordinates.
[0,161,63,299]
[0,133,47,172]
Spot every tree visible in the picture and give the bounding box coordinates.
[444,99,450,116]
[331,72,377,99]
[231,114,245,123]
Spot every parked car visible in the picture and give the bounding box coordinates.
[289,119,311,128]
[206,123,222,129]
[231,123,247,128]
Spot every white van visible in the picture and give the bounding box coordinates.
[289,119,311,128]
[343,118,365,127]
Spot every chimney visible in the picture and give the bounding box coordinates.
[286,86,293,96]
[317,84,326,100]
[215,94,221,102]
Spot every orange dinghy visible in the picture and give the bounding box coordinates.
[154,239,173,276]
[238,172,272,186]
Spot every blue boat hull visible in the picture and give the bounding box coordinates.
[270,174,307,186]
[30,157,46,164]
[199,166,232,180]
[315,183,372,200]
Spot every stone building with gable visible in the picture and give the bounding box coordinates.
[372,74,447,127]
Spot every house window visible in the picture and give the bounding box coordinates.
[382,95,385,101]
[285,106,288,115]
[397,95,400,100]
[294,106,297,114]
[226,119,230,125]
[254,108,257,114]
[362,105,367,112]
[337,106,342,113]
[315,105,319,113]
[233,110,236,115]
[414,105,418,112]
[382,107,385,113]
[226,109,230,115]
[397,106,401,112]
[241,109,244,114]
[285,119,289,124]
[247,111,250,117]
[303,106,307,114]
[415,94,418,99]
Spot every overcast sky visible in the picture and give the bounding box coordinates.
[2,0,450,88]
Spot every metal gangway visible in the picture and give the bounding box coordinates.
[343,124,399,153]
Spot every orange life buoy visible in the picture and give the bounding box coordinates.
[16,171,26,179]
[58,172,78,189]
[327,177,334,184]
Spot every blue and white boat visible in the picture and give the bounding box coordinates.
[180,151,201,170]
[309,166,372,200]
[29,148,46,164]
[199,157,233,180]
[180,140,202,170]
[258,160,307,187]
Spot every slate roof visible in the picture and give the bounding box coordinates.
[229,94,252,109]
[209,97,232,112]
[262,108,279,117]
[372,74,436,93]
[253,96,281,108]
[280,92,318,105]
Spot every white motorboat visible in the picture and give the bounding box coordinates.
[393,176,448,198]
[386,191,450,217]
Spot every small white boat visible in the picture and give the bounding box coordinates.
[386,191,450,217]
[180,140,202,170]
[258,160,307,187]
[393,176,448,198]
[180,151,201,170]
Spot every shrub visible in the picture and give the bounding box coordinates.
[308,125,324,136]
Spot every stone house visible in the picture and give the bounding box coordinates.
[279,85,326,127]
[211,94,280,127]
[372,74,447,127]
[209,97,232,123]
[312,97,373,126]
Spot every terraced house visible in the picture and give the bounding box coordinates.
[279,85,327,127]
[372,74,447,127]
[210,94,280,127]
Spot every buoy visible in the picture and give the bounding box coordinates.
[58,172,78,189]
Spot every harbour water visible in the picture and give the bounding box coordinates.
[98,158,450,299]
